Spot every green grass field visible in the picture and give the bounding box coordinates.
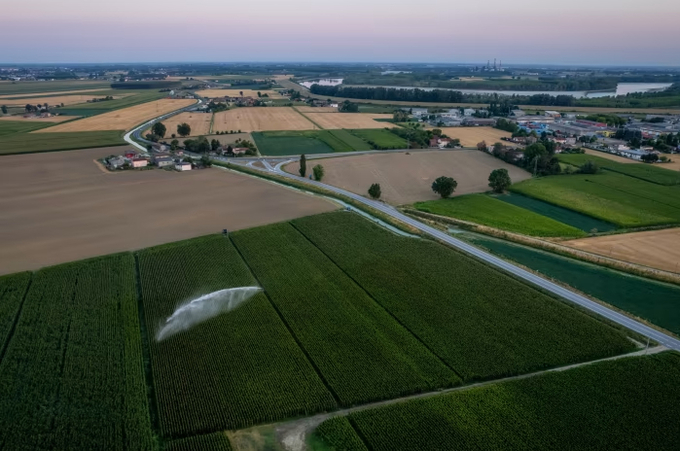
[463,234,680,335]
[252,131,334,156]
[497,192,617,232]
[166,433,233,451]
[138,236,336,437]
[558,153,680,186]
[315,352,680,451]
[57,90,167,116]
[414,194,587,237]
[348,128,408,149]
[0,129,125,155]
[509,172,680,227]
[0,80,112,96]
[0,272,31,351]
[232,222,460,406]
[294,212,635,382]
[327,129,372,150]
[0,120,53,136]
[0,254,153,450]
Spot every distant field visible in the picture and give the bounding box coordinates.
[498,192,617,232]
[32,99,195,132]
[294,212,635,382]
[56,90,167,114]
[147,111,212,137]
[304,112,393,129]
[295,106,338,113]
[253,129,371,155]
[414,194,587,237]
[196,89,284,99]
[0,93,131,107]
[0,120,124,154]
[252,131,333,156]
[0,80,111,96]
[438,126,512,147]
[558,153,680,185]
[0,114,79,123]
[212,107,316,132]
[0,88,109,99]
[566,227,680,275]
[316,352,680,451]
[347,128,407,148]
[510,172,680,227]
[465,234,680,335]
[285,150,530,205]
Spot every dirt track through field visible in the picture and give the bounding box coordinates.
[285,150,531,205]
[32,99,195,132]
[565,228,680,274]
[212,107,316,132]
[145,111,212,137]
[304,112,393,129]
[0,147,336,275]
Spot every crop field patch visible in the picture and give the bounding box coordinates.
[196,89,284,99]
[347,128,407,149]
[293,212,636,382]
[0,93,130,107]
[253,129,369,155]
[0,254,154,450]
[0,272,31,351]
[0,147,336,274]
[32,99,195,132]
[166,433,234,451]
[317,352,680,451]
[212,107,316,132]
[304,112,394,129]
[138,236,336,436]
[146,111,212,137]
[295,106,338,113]
[414,194,587,237]
[285,150,530,205]
[232,222,460,406]
[509,172,680,227]
[0,88,109,99]
[0,114,79,123]
[437,126,513,147]
[0,80,112,96]
[558,153,680,185]
[565,227,680,276]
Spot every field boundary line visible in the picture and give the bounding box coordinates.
[290,221,465,383]
[294,108,324,130]
[133,253,162,443]
[228,235,342,406]
[0,274,33,366]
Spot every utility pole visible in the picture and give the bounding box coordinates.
[533,156,539,176]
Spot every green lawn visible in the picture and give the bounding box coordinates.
[497,192,617,232]
[315,352,680,451]
[464,234,680,335]
[348,128,408,149]
[558,153,680,186]
[414,194,587,237]
[509,172,680,227]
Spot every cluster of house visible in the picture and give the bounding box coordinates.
[409,108,496,127]
[106,148,192,172]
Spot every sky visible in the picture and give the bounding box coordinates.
[2,0,679,66]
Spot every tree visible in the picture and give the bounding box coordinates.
[431,176,457,198]
[493,142,503,153]
[339,100,359,112]
[240,91,244,97]
[578,160,600,174]
[200,155,212,167]
[211,139,220,151]
[523,143,548,163]
[488,168,512,193]
[0,105,7,115]
[368,183,382,199]
[151,122,167,138]
[312,164,325,181]
[299,154,307,177]
[641,153,659,163]
[170,139,179,151]
[177,123,191,137]
[197,138,210,153]
[431,128,443,137]
[477,140,488,151]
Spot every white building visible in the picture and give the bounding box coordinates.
[175,162,192,171]
[131,158,148,168]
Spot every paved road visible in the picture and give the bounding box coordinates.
[236,157,680,352]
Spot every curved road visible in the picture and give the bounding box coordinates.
[125,102,680,352]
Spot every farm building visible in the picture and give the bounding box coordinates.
[131,158,148,168]
[108,156,125,169]
[155,157,174,168]
[175,162,192,171]
[463,118,497,126]
[544,111,561,118]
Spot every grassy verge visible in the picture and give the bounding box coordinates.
[414,194,587,238]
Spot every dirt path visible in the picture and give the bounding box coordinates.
[259,346,666,451]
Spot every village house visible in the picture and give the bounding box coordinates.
[175,162,192,171]
[131,158,148,168]
[108,156,125,169]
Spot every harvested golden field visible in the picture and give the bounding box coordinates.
[33,99,195,132]
[0,147,336,275]
[0,115,79,123]
[565,228,680,274]
[437,127,513,147]
[196,89,284,99]
[295,106,338,113]
[0,89,106,99]
[284,150,530,205]
[304,112,393,129]
[212,107,316,132]
[0,94,126,107]
[145,111,212,137]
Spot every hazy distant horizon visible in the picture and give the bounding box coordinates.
[2,0,679,66]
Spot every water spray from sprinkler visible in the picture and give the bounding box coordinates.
[156,286,262,342]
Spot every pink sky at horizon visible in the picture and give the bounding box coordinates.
[2,0,679,65]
